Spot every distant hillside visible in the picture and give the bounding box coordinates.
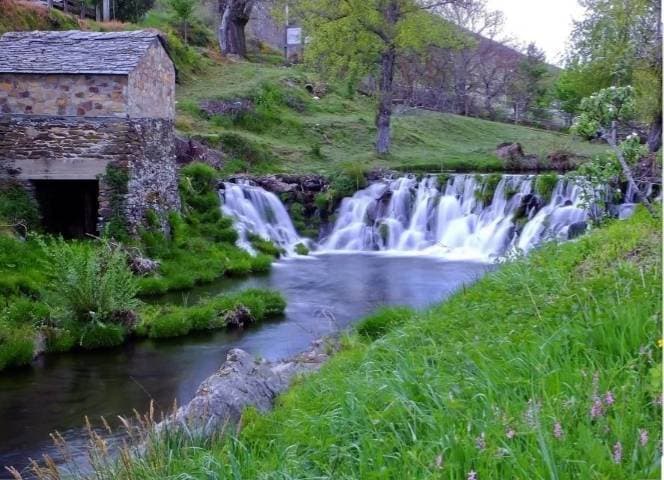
[0,0,80,34]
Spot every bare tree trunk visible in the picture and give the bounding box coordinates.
[96,2,101,21]
[80,2,86,19]
[646,113,662,153]
[47,0,53,9]
[376,46,396,155]
[606,122,655,216]
[102,0,110,21]
[219,0,254,57]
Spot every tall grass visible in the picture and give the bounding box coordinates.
[54,207,660,479]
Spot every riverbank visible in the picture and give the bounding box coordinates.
[63,207,661,480]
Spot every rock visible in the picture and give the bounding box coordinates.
[495,142,525,161]
[567,221,588,239]
[496,142,542,171]
[546,150,584,172]
[160,339,337,435]
[174,135,224,169]
[198,98,254,117]
[129,255,160,275]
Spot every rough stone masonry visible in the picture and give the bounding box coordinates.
[0,30,180,235]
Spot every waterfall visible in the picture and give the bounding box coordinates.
[220,181,303,254]
[320,174,589,260]
[220,174,638,261]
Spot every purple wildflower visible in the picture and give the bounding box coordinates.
[612,441,623,464]
[639,429,649,447]
[467,470,477,480]
[525,399,541,427]
[553,421,563,439]
[590,396,604,419]
[604,391,615,406]
[475,432,486,451]
[506,428,516,439]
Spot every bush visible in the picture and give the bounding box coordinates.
[355,306,415,340]
[40,239,140,326]
[78,322,126,349]
[0,183,40,233]
[44,327,76,353]
[0,297,49,327]
[146,310,192,338]
[0,323,34,369]
[294,243,310,255]
[249,235,282,257]
[535,173,559,202]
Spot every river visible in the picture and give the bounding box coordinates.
[0,253,491,477]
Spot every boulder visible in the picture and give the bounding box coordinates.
[129,256,160,275]
[198,98,254,117]
[160,339,336,435]
[567,221,588,239]
[174,135,224,169]
[546,150,584,172]
[496,142,541,171]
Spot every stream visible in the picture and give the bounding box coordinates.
[1,172,639,476]
[0,253,490,476]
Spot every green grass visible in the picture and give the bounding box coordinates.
[136,288,286,338]
[175,62,607,175]
[89,207,661,479]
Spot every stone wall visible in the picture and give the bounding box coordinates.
[0,73,127,117]
[0,115,180,233]
[127,42,176,120]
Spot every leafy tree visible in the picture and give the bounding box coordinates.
[573,86,654,216]
[506,43,549,124]
[291,0,463,154]
[113,0,156,22]
[168,0,196,44]
[558,0,661,152]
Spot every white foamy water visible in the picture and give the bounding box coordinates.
[220,181,303,254]
[221,174,600,260]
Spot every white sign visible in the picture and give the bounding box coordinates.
[287,27,302,45]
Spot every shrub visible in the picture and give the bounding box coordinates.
[0,297,49,327]
[294,243,310,255]
[535,173,559,203]
[0,183,40,233]
[40,239,140,326]
[44,327,76,353]
[78,322,126,350]
[249,235,282,257]
[0,323,34,369]
[146,310,192,338]
[356,306,415,340]
[250,254,273,273]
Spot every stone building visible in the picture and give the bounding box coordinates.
[0,30,180,237]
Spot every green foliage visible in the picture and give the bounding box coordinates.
[534,173,559,203]
[78,322,126,349]
[559,0,661,125]
[355,306,414,340]
[572,86,637,139]
[0,323,34,370]
[567,155,622,223]
[82,208,661,480]
[102,164,130,242]
[294,243,310,256]
[249,234,283,257]
[0,297,49,327]
[114,0,156,22]
[0,236,46,297]
[137,288,285,338]
[40,239,140,326]
[474,173,501,204]
[0,183,40,233]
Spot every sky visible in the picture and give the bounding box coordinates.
[485,0,586,66]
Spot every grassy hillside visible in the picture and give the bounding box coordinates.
[68,207,661,479]
[175,61,607,175]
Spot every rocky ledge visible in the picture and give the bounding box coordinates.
[159,338,337,436]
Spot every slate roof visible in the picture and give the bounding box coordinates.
[0,30,170,75]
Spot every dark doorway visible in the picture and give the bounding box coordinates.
[32,180,99,237]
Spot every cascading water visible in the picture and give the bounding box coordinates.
[220,174,638,261]
[321,174,588,260]
[220,181,303,254]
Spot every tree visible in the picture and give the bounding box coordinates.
[506,43,548,124]
[218,0,255,57]
[558,0,662,152]
[169,0,196,44]
[292,0,463,155]
[573,86,654,215]
[113,0,156,22]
